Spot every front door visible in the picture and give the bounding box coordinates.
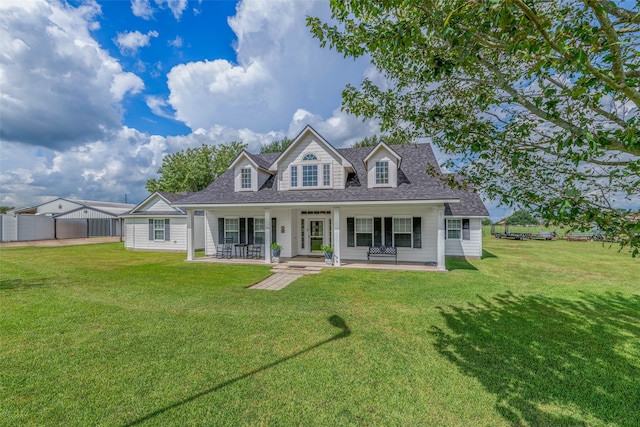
[309,220,324,253]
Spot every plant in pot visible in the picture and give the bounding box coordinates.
[321,245,334,265]
[270,242,282,263]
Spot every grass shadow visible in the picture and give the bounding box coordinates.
[0,278,52,291]
[122,315,351,426]
[482,249,497,259]
[446,258,478,271]
[431,292,640,426]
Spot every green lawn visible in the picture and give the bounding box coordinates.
[1,239,638,426]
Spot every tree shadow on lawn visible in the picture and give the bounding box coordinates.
[122,315,351,427]
[0,278,52,292]
[432,292,640,427]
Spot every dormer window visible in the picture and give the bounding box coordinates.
[375,161,389,185]
[303,153,318,161]
[302,165,318,186]
[289,152,331,189]
[241,168,251,189]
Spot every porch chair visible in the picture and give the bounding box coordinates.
[216,238,233,259]
[247,237,263,259]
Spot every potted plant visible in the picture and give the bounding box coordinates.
[270,242,282,263]
[321,245,334,265]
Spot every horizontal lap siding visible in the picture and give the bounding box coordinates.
[445,218,482,257]
[125,217,187,251]
[279,136,344,191]
[339,206,439,263]
[145,198,174,212]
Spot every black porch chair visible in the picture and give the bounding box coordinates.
[247,237,263,259]
[216,238,233,259]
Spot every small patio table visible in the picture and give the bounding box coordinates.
[234,243,249,258]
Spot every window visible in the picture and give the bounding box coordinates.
[375,161,389,185]
[290,165,298,187]
[303,153,318,161]
[154,219,165,240]
[241,167,251,189]
[447,219,462,239]
[393,217,412,247]
[302,165,318,187]
[225,218,239,243]
[355,217,373,247]
[323,164,331,186]
[254,218,265,243]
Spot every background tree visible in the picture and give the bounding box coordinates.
[505,210,541,226]
[0,206,14,214]
[308,1,640,255]
[259,138,293,154]
[146,141,246,194]
[351,134,406,148]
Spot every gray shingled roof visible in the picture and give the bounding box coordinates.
[176,143,488,217]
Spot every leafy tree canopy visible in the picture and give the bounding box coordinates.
[351,134,406,148]
[0,206,14,214]
[308,1,640,255]
[259,138,293,154]
[146,141,246,194]
[505,210,541,225]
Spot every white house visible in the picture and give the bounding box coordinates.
[174,126,488,270]
[122,191,205,251]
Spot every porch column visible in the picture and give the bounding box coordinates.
[333,207,341,266]
[186,208,195,261]
[437,208,446,271]
[206,210,218,256]
[264,208,271,263]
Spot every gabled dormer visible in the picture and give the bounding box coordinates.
[363,141,403,188]
[228,150,271,192]
[270,125,354,191]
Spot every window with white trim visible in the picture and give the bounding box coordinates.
[303,153,318,161]
[375,161,389,185]
[323,164,331,186]
[225,218,239,243]
[241,168,251,189]
[447,219,462,240]
[290,165,298,187]
[154,219,165,240]
[355,217,373,247]
[302,165,318,187]
[254,218,265,243]
[393,217,412,247]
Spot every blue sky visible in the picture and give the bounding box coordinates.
[0,0,512,220]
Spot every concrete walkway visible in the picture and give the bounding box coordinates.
[248,263,323,290]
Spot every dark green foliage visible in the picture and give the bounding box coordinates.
[146,141,246,193]
[308,0,640,255]
[505,210,540,225]
[0,206,14,214]
[259,138,293,154]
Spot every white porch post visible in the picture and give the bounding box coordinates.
[186,208,195,261]
[333,207,341,266]
[264,208,271,263]
[437,208,446,271]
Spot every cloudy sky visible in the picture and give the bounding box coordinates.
[0,0,509,219]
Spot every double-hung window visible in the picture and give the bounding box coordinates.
[254,218,265,243]
[241,167,251,189]
[302,165,318,187]
[355,217,373,247]
[393,217,412,247]
[154,219,165,240]
[447,219,462,239]
[323,164,331,186]
[290,165,298,188]
[225,218,239,243]
[375,161,389,185]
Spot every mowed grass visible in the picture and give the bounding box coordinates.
[1,239,638,427]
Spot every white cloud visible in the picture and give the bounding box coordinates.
[0,0,143,149]
[115,30,159,55]
[163,0,370,133]
[154,0,187,20]
[131,0,154,20]
[168,35,183,48]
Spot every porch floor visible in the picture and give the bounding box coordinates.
[191,255,441,272]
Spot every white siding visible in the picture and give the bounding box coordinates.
[143,198,175,212]
[445,217,483,258]
[337,205,440,263]
[56,208,116,219]
[366,149,398,188]
[278,135,345,191]
[233,158,258,192]
[124,216,204,251]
